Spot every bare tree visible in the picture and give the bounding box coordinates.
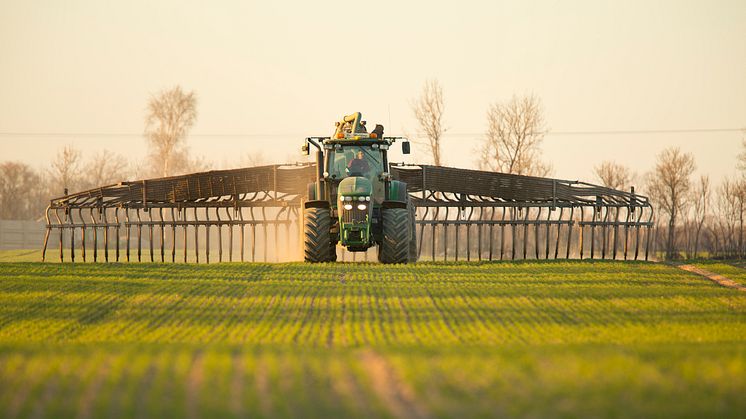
[242,151,267,167]
[711,130,746,257]
[731,177,746,258]
[183,154,211,174]
[712,179,741,257]
[738,130,746,172]
[0,162,43,220]
[144,86,198,177]
[478,94,551,176]
[411,79,445,166]
[690,175,711,258]
[49,145,82,195]
[645,147,696,259]
[80,150,130,190]
[594,161,633,190]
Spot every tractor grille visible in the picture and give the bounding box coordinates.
[342,207,367,224]
[347,229,362,242]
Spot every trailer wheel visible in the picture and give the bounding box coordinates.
[378,208,410,264]
[304,207,331,263]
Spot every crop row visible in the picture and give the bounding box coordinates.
[0,262,744,348]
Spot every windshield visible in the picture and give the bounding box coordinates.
[327,145,384,181]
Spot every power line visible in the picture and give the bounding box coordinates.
[0,132,305,138]
[552,128,743,135]
[0,127,743,139]
[441,128,744,137]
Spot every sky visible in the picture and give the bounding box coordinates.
[1,0,744,188]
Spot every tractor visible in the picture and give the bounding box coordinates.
[301,112,417,263]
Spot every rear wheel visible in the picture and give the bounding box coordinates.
[408,203,418,263]
[378,208,410,264]
[304,207,332,262]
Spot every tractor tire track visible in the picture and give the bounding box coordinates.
[254,357,272,417]
[185,351,204,419]
[676,264,746,292]
[229,351,244,417]
[76,356,111,419]
[360,350,430,419]
[331,362,371,417]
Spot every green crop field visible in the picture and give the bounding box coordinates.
[0,258,745,418]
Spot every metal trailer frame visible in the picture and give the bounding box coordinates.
[391,165,654,262]
[43,163,654,263]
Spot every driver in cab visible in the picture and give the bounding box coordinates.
[347,151,370,176]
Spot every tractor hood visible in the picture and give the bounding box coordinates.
[338,176,372,197]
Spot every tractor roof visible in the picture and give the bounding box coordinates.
[324,135,393,147]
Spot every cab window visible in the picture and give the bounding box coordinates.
[328,146,383,180]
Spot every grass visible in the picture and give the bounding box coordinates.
[0,249,43,263]
[0,258,745,418]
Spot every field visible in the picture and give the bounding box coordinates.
[0,257,745,418]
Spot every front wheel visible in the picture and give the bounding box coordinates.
[378,208,410,264]
[304,207,332,262]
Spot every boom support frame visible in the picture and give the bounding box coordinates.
[43,163,654,262]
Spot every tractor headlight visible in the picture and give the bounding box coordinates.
[344,196,353,202]
[357,204,367,211]
[358,196,366,201]
[343,204,353,210]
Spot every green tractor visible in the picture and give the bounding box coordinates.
[301,112,417,263]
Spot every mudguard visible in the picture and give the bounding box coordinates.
[306,182,317,201]
[304,200,329,209]
[387,180,408,203]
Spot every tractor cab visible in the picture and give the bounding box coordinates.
[325,141,386,204]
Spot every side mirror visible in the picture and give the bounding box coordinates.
[301,143,309,156]
[401,141,411,155]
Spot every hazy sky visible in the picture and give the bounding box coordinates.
[1,0,744,187]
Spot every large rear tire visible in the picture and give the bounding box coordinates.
[408,203,418,263]
[378,208,410,264]
[304,207,332,263]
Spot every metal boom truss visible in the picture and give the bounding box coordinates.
[43,163,654,262]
